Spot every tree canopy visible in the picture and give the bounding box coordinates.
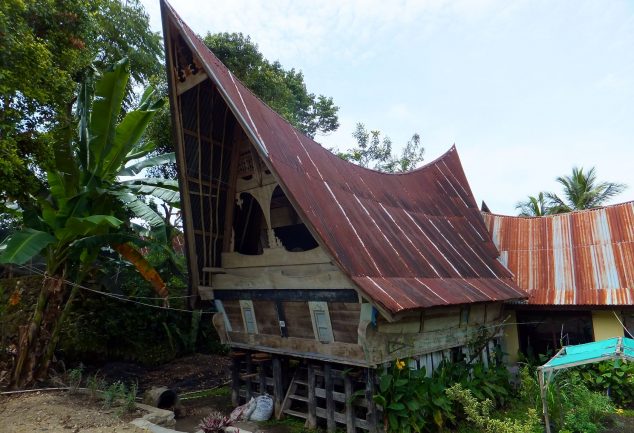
[0,0,162,203]
[515,167,626,216]
[337,123,425,173]
[202,32,339,138]
[0,59,177,387]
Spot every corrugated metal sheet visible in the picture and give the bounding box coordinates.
[483,202,634,306]
[162,1,526,315]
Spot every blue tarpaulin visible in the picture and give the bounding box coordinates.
[541,337,634,372]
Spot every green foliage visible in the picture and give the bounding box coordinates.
[180,386,231,401]
[0,59,174,273]
[516,192,550,217]
[338,123,425,173]
[67,366,83,394]
[516,166,626,216]
[574,360,634,407]
[373,353,512,433]
[520,366,615,433]
[87,373,106,401]
[59,248,224,365]
[446,384,541,433]
[0,0,161,202]
[203,32,339,138]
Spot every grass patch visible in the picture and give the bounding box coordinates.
[180,386,231,400]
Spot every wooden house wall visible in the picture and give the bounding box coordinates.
[361,302,506,365]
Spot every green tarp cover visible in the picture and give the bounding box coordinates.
[542,337,634,371]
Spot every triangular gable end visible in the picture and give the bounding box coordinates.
[160,2,368,311]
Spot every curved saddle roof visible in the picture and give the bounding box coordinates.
[484,202,634,306]
[162,1,526,315]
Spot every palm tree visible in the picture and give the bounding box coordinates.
[546,167,626,213]
[0,59,179,387]
[516,192,550,216]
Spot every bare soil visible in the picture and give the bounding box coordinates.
[1,353,232,433]
[0,391,145,433]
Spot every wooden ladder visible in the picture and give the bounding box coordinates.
[277,366,309,420]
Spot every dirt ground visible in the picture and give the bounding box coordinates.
[0,353,232,433]
[0,391,145,433]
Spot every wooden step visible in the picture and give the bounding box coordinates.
[289,394,308,402]
[284,409,308,420]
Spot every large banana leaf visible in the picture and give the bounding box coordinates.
[89,59,130,178]
[118,152,176,177]
[102,98,165,177]
[119,178,181,205]
[70,233,149,251]
[0,229,55,265]
[111,191,167,242]
[55,215,124,243]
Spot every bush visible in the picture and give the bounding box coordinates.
[373,352,513,433]
[574,360,634,408]
[447,383,541,433]
[519,366,614,433]
[58,248,225,365]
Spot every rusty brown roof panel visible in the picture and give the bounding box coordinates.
[163,1,527,314]
[483,202,634,306]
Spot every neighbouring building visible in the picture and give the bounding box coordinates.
[160,1,526,431]
[483,202,634,361]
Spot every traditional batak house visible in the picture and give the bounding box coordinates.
[483,203,634,361]
[160,1,526,430]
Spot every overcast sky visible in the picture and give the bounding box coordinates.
[141,0,634,215]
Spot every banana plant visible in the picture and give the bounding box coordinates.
[0,58,179,388]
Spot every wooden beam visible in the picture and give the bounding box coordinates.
[213,289,359,303]
[365,368,379,433]
[245,353,253,400]
[258,361,267,395]
[231,355,241,406]
[344,373,356,433]
[222,128,242,252]
[272,357,284,416]
[160,7,199,306]
[324,363,335,432]
[176,71,208,95]
[186,176,228,189]
[275,300,288,338]
[307,363,317,429]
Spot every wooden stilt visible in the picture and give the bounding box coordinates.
[365,368,379,433]
[231,355,241,406]
[324,363,335,432]
[259,360,267,395]
[273,356,284,416]
[245,353,253,400]
[307,363,317,428]
[344,373,356,433]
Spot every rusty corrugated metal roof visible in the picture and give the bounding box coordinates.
[483,202,634,306]
[162,1,527,315]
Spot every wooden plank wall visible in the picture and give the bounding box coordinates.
[282,301,315,339]
[329,303,361,344]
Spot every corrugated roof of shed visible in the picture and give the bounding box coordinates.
[483,202,634,306]
[162,1,527,314]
